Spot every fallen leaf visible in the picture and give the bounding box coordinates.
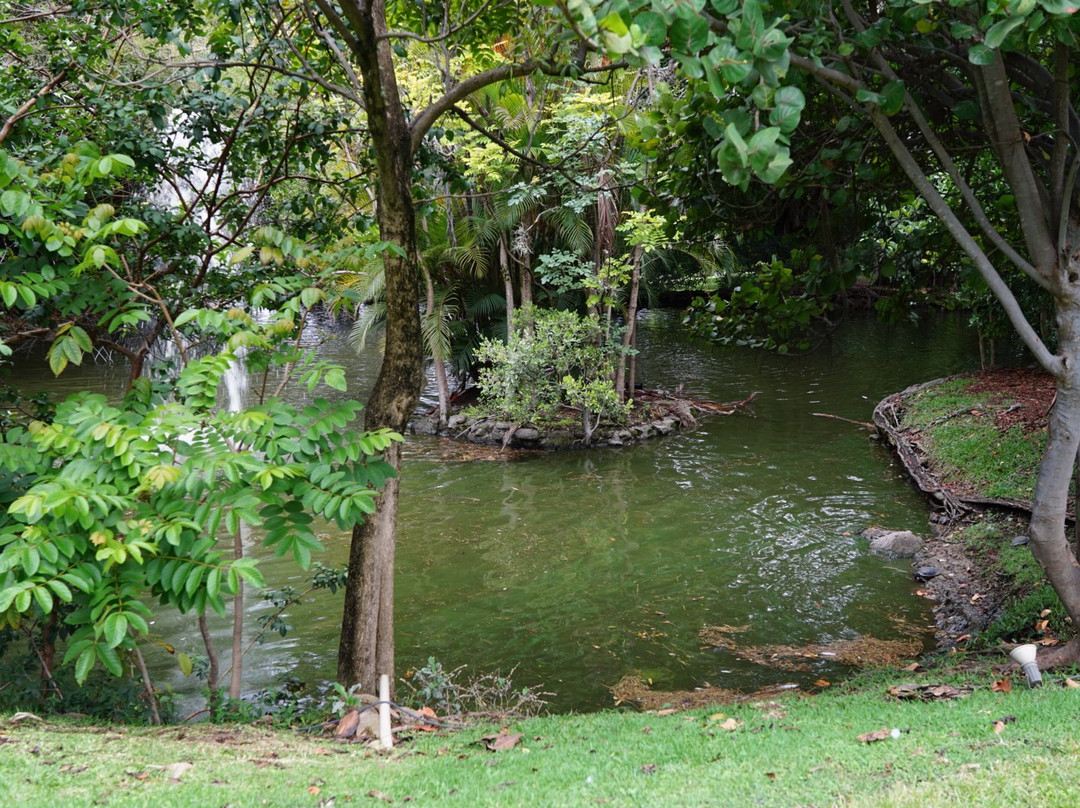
[366,789,394,802]
[707,713,726,722]
[903,662,922,672]
[1064,678,1080,689]
[888,683,972,701]
[1035,619,1049,632]
[480,732,523,752]
[640,764,658,775]
[308,786,321,795]
[1040,609,1053,618]
[334,710,361,740]
[955,634,971,644]
[857,728,890,743]
[718,718,744,732]
[813,679,831,688]
[991,678,1012,693]
[765,772,777,779]
[970,593,983,603]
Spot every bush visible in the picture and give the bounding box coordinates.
[474,306,630,443]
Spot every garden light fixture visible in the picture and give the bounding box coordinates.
[1009,643,1042,688]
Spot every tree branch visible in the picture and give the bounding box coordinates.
[869,107,1061,376]
[0,69,69,146]
[410,58,626,154]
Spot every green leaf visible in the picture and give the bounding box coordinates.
[98,644,123,676]
[32,585,53,614]
[75,645,96,684]
[670,13,710,53]
[178,652,194,676]
[968,44,995,64]
[984,16,1026,49]
[103,612,128,648]
[880,80,906,116]
[769,86,805,134]
[634,11,667,46]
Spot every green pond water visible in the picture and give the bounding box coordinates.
[8,311,1002,711]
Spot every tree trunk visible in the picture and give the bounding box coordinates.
[499,234,515,338]
[1028,312,1080,642]
[198,614,221,716]
[229,527,244,701]
[335,0,423,695]
[615,243,642,401]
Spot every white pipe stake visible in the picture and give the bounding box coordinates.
[378,674,393,749]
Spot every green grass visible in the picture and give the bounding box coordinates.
[5,677,1080,807]
[901,378,1045,502]
[901,378,982,428]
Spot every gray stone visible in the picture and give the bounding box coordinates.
[513,427,540,441]
[1011,534,1030,547]
[447,414,468,429]
[869,530,924,558]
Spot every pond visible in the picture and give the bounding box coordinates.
[8,311,999,712]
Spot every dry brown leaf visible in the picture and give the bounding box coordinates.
[903,662,922,672]
[1040,609,1053,618]
[813,679,831,688]
[334,710,361,740]
[308,786,321,795]
[990,678,1012,693]
[480,732,523,752]
[857,728,890,743]
[366,789,394,802]
[1065,678,1080,689]
[1035,619,1049,632]
[718,718,744,732]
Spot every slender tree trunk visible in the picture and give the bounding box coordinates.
[198,614,221,716]
[133,646,161,725]
[335,0,423,695]
[1028,311,1080,664]
[499,235,515,338]
[229,527,244,701]
[616,243,642,401]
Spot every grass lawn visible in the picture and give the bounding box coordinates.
[5,670,1080,807]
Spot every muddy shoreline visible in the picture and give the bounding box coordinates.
[874,375,1039,651]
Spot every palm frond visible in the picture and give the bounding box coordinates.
[348,301,387,353]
